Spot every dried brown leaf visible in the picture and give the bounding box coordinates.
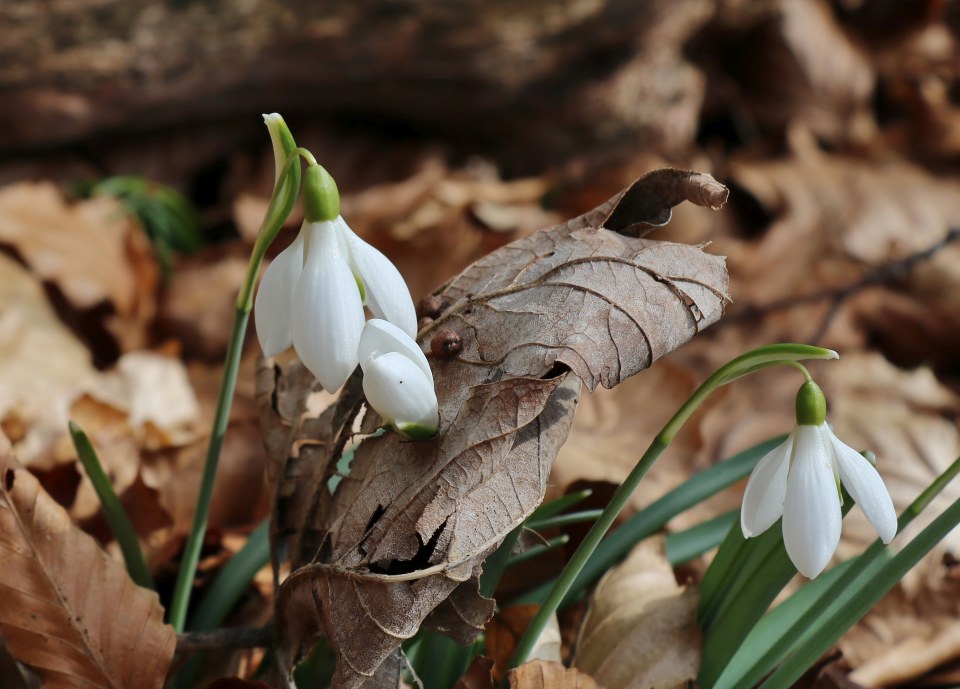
[454,656,495,689]
[0,252,98,467]
[271,171,729,689]
[508,661,603,689]
[0,182,158,353]
[842,566,960,687]
[574,537,700,689]
[0,439,175,688]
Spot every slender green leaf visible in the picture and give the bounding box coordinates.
[760,491,960,689]
[526,509,603,531]
[68,421,153,590]
[507,535,570,568]
[569,436,786,604]
[665,509,738,566]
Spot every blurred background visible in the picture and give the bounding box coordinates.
[1,0,960,686]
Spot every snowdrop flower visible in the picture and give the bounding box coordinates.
[254,163,417,392]
[740,381,897,578]
[359,319,439,440]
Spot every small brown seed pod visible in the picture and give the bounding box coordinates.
[418,294,444,320]
[430,329,463,358]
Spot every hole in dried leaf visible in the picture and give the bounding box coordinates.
[4,469,14,492]
[358,504,388,556]
[370,517,449,576]
[540,363,570,380]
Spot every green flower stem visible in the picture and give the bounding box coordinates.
[167,139,303,633]
[507,344,837,669]
[68,421,153,590]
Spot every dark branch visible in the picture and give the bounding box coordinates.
[723,228,960,338]
[176,624,275,655]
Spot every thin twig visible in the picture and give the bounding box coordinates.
[176,624,275,655]
[723,228,960,339]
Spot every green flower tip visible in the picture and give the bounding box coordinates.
[795,380,827,426]
[395,422,439,442]
[303,164,341,222]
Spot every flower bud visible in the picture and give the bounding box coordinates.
[359,319,439,440]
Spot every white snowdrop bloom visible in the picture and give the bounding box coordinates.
[740,381,897,579]
[359,319,439,440]
[254,164,417,393]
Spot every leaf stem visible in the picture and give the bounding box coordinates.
[507,343,838,669]
[168,308,249,631]
[68,421,154,590]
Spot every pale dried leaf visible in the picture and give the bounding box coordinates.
[0,439,176,688]
[272,171,729,689]
[0,181,158,351]
[0,253,98,467]
[574,537,700,689]
[843,569,960,687]
[508,661,603,689]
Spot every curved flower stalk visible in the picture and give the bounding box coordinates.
[741,381,897,578]
[359,319,439,440]
[254,165,417,392]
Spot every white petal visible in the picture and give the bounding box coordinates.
[291,221,365,392]
[741,434,793,538]
[826,427,898,544]
[359,319,433,383]
[254,230,304,357]
[782,425,842,578]
[335,218,418,337]
[362,352,439,433]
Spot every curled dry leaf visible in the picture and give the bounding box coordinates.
[267,170,729,689]
[574,537,700,689]
[508,661,603,689]
[0,438,176,689]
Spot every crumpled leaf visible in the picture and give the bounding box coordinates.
[508,661,603,689]
[0,437,175,688]
[0,181,158,354]
[270,170,729,689]
[574,537,700,689]
[0,252,99,467]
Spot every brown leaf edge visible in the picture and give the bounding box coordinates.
[508,661,604,689]
[0,438,176,689]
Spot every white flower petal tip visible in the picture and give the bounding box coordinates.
[825,349,840,359]
[336,218,418,337]
[739,401,896,579]
[361,339,439,442]
[826,428,898,544]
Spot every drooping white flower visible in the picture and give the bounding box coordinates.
[740,381,897,578]
[254,163,417,392]
[359,319,439,440]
